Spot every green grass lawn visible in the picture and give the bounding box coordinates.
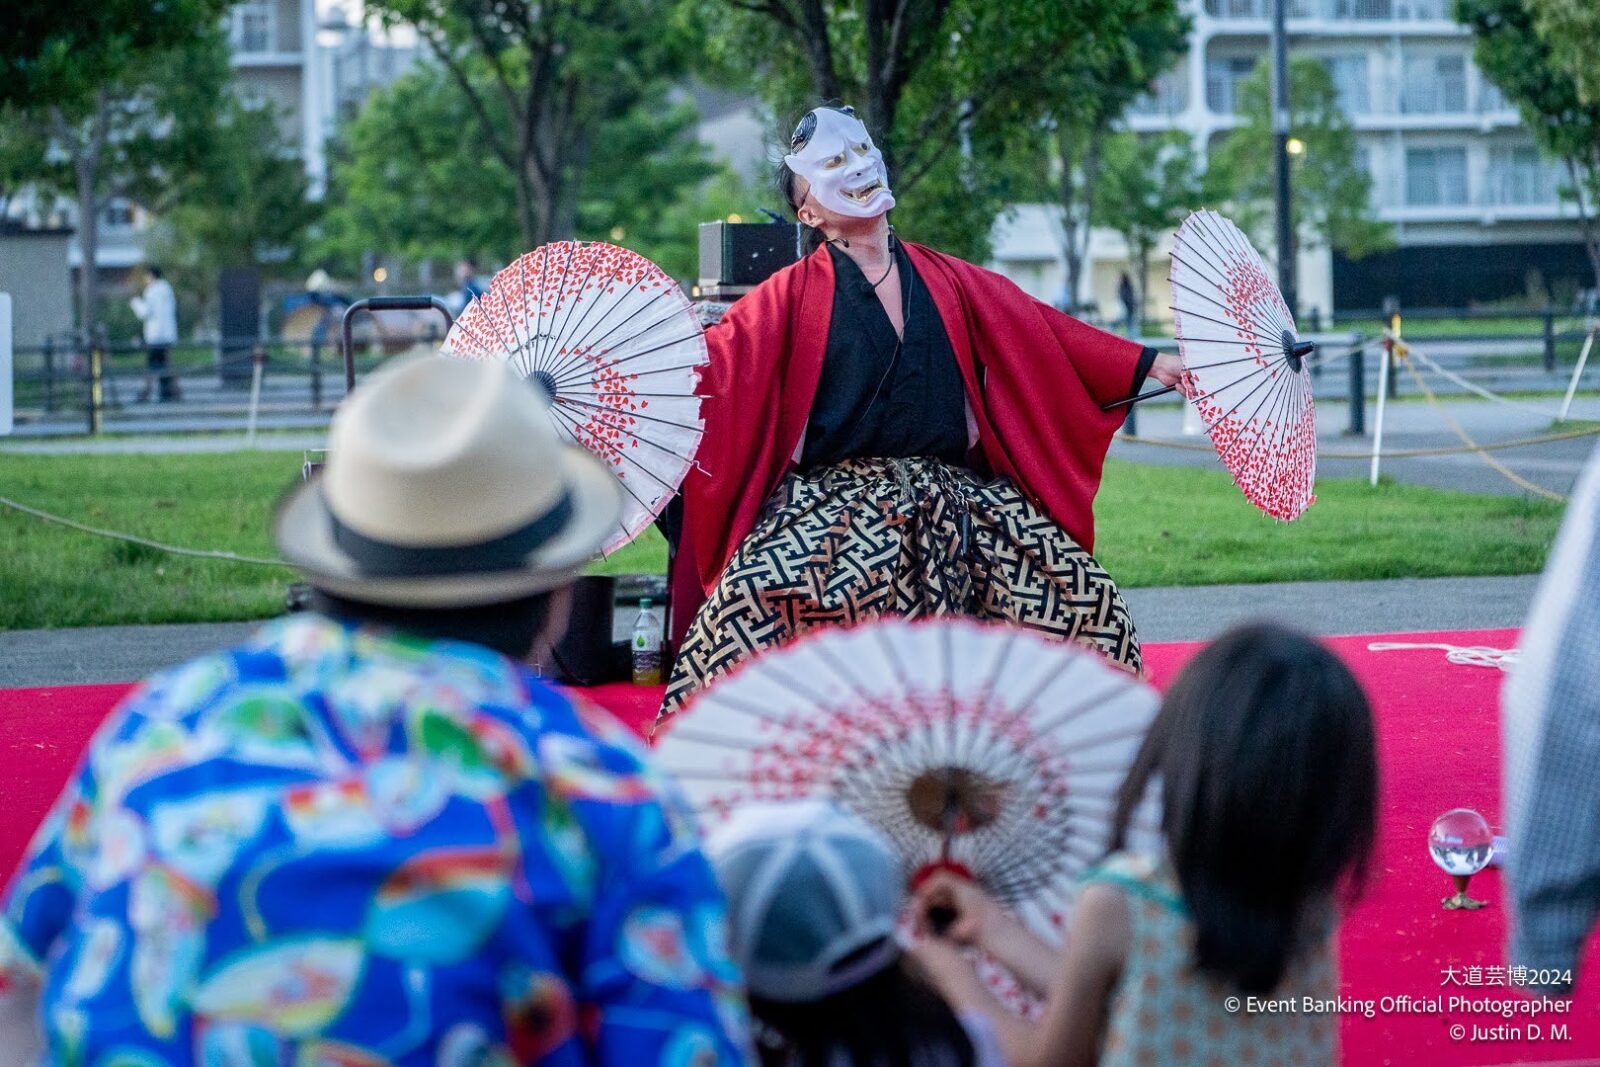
[0,452,1564,630]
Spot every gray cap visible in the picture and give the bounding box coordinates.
[707,800,904,1003]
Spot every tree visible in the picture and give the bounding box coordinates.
[1048,7,1190,310]
[1526,0,1600,107]
[3,0,232,110]
[3,31,235,344]
[1209,58,1391,276]
[317,62,731,281]
[365,0,701,249]
[146,96,319,328]
[1092,131,1210,323]
[700,0,1182,258]
[1459,0,1600,289]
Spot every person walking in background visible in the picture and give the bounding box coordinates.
[0,355,750,1065]
[129,264,180,402]
[912,623,1378,1067]
[709,799,1003,1067]
[450,257,488,314]
[1117,271,1138,338]
[1504,441,1600,997]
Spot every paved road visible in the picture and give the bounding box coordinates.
[0,574,1537,688]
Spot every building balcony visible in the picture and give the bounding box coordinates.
[232,50,306,68]
[1202,0,1465,32]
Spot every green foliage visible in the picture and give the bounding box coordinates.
[1046,5,1190,303]
[1457,0,1600,286]
[317,62,737,281]
[145,97,319,328]
[1092,132,1210,318]
[1526,0,1600,108]
[365,0,705,248]
[1,0,234,110]
[700,0,1183,257]
[1209,57,1392,259]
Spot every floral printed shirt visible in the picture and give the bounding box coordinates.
[0,614,751,1066]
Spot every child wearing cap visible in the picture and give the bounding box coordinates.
[708,800,1006,1067]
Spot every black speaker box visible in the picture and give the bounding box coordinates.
[698,221,802,289]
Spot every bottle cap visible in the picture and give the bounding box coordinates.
[640,597,653,609]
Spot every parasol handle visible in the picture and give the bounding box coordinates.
[1101,382,1179,411]
[1099,339,1316,412]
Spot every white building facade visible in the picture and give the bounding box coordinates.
[994,0,1591,319]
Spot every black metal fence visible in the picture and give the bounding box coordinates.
[11,330,447,434]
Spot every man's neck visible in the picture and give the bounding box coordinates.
[826,217,893,275]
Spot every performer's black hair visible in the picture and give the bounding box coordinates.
[1108,622,1378,996]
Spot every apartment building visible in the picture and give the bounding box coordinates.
[1126,0,1590,310]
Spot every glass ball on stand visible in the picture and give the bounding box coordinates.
[1429,808,1493,911]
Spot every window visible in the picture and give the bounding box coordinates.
[1479,80,1508,113]
[1488,144,1561,205]
[1402,53,1468,113]
[230,3,276,54]
[1319,55,1369,114]
[1406,147,1469,205]
[1205,0,1268,17]
[100,200,136,229]
[1334,0,1393,19]
[1130,66,1190,117]
[1206,56,1260,113]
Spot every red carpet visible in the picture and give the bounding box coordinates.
[4,630,1599,1065]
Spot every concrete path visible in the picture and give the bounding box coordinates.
[0,574,1536,688]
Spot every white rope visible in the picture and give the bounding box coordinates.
[0,494,290,568]
[1367,641,1521,671]
[1389,333,1567,418]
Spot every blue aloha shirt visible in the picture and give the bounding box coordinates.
[0,614,751,1066]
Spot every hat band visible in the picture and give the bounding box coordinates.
[330,490,574,578]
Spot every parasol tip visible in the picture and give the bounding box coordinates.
[1281,330,1315,373]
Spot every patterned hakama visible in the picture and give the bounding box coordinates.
[658,456,1141,726]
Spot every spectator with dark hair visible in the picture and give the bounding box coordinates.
[0,355,751,1064]
[913,623,1378,1067]
[130,264,180,402]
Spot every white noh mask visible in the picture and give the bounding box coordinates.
[784,106,895,219]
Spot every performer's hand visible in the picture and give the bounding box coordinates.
[1149,352,1185,388]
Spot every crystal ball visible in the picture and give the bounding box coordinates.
[1429,808,1493,877]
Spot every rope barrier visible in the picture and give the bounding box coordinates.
[1367,641,1521,671]
[0,494,290,568]
[1393,334,1566,418]
[1398,355,1568,502]
[1115,423,1600,459]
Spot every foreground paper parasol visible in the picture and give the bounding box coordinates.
[442,241,707,553]
[654,618,1161,941]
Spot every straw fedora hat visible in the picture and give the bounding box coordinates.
[274,354,622,607]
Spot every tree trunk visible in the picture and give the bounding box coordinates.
[1057,123,1105,313]
[70,91,111,351]
[1568,155,1600,293]
[1134,245,1151,330]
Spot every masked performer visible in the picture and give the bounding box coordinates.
[657,105,1183,725]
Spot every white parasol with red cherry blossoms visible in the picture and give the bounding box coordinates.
[442,241,707,553]
[1169,210,1318,521]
